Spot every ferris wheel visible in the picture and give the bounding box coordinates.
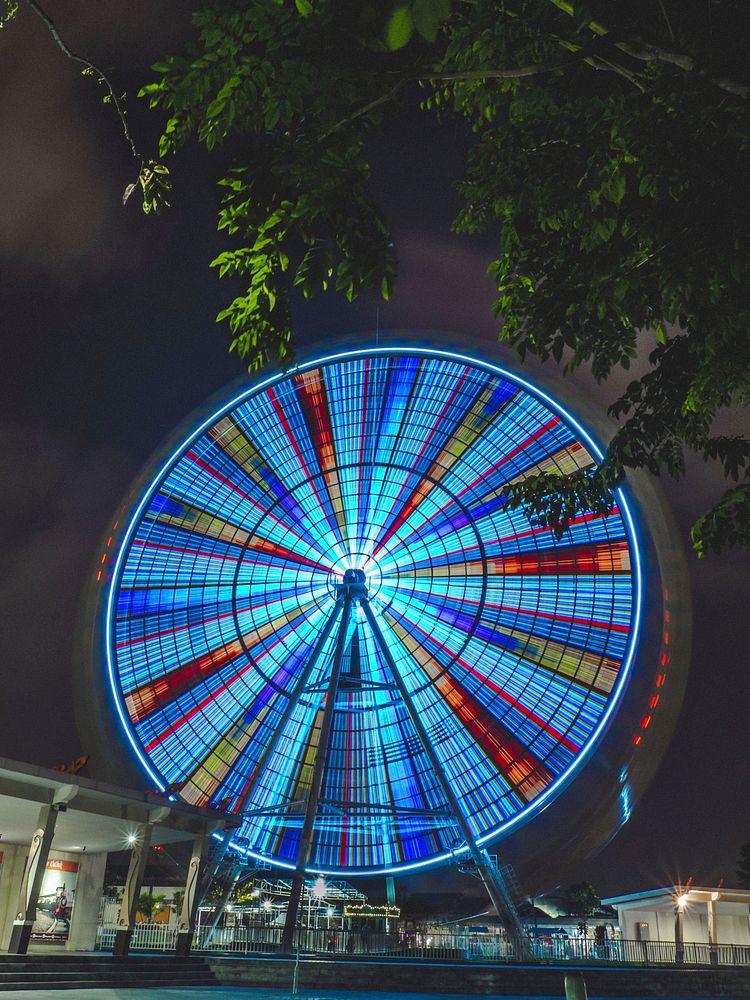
[104,347,642,883]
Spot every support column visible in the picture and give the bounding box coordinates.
[674,899,685,965]
[361,599,529,954]
[707,895,718,965]
[281,594,352,952]
[175,830,210,957]
[386,877,396,907]
[66,852,108,952]
[7,804,59,954]
[113,824,152,957]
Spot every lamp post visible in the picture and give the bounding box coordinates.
[674,891,687,965]
[310,875,328,948]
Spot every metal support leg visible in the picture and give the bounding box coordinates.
[113,824,153,957]
[198,599,346,909]
[203,859,244,949]
[281,594,352,952]
[176,830,209,957]
[361,598,529,953]
[8,804,59,954]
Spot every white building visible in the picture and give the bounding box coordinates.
[603,887,750,948]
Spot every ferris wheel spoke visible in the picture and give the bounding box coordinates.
[125,594,326,732]
[141,599,343,799]
[167,592,348,812]
[207,413,351,566]
[386,592,586,752]
[382,602,587,760]
[160,454,337,569]
[370,398,524,560]
[374,605,555,800]
[228,596,346,817]
[260,384,350,557]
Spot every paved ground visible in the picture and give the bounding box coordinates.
[0,989,736,1000]
[0,992,548,1000]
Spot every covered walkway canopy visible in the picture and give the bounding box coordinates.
[0,756,233,956]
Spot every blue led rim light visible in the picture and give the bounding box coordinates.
[105,347,643,876]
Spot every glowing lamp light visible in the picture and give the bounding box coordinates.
[311,875,328,900]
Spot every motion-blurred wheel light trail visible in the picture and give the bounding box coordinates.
[103,347,641,876]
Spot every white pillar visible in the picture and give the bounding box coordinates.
[66,853,107,952]
[707,896,719,965]
[175,830,209,957]
[113,824,152,957]
[674,901,685,964]
[8,804,59,954]
[0,845,27,951]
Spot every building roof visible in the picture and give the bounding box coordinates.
[0,756,233,853]
[602,887,750,911]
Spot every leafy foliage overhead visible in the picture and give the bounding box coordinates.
[11,0,750,555]
[138,0,750,556]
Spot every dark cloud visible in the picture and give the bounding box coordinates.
[0,1,188,286]
[0,421,134,764]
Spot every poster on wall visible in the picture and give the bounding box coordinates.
[31,857,79,941]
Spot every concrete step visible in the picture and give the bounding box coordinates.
[0,955,219,991]
[0,980,217,991]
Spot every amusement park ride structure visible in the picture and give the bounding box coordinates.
[80,341,689,945]
[277,568,524,948]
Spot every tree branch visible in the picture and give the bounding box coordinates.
[657,0,675,42]
[614,38,748,99]
[319,49,596,142]
[320,78,406,141]
[545,0,748,99]
[22,0,143,164]
[426,53,585,82]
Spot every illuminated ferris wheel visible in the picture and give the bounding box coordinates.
[104,347,642,882]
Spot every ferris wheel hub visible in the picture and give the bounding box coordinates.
[338,567,369,602]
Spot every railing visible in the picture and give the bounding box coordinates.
[195,923,283,953]
[95,923,177,952]
[93,923,750,968]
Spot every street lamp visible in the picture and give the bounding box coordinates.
[308,875,328,934]
[674,888,687,964]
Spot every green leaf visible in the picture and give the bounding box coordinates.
[295,0,313,14]
[412,0,450,42]
[386,6,413,50]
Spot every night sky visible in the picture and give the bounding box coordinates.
[1,2,748,900]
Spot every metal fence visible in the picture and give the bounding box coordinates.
[94,923,750,967]
[96,923,177,952]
